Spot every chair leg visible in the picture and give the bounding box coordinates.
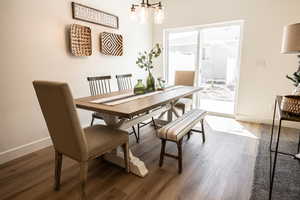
[54,151,62,191]
[159,139,166,167]
[122,143,130,173]
[79,162,88,200]
[187,131,191,140]
[201,119,205,143]
[152,117,157,129]
[177,139,183,174]
[90,116,95,126]
[182,106,185,115]
[137,124,140,143]
[132,126,139,143]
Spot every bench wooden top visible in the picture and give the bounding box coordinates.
[75,86,202,118]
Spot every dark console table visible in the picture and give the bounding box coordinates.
[269,96,300,200]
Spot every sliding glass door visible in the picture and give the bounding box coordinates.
[165,21,243,116]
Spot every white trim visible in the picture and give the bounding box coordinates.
[233,21,244,116]
[0,137,52,165]
[163,19,245,33]
[0,122,98,165]
[163,29,169,82]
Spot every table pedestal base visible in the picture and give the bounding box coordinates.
[104,148,148,177]
[100,103,177,178]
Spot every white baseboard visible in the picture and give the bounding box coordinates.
[0,122,91,165]
[0,137,53,165]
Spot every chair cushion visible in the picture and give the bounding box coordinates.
[157,109,206,141]
[84,125,128,159]
[175,98,193,109]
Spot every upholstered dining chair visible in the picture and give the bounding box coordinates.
[33,81,129,200]
[174,71,196,114]
[87,75,112,126]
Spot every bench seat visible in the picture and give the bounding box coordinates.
[157,108,206,174]
[157,109,206,141]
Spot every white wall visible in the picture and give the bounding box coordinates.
[153,0,300,124]
[0,0,152,163]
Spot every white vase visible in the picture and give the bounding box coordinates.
[293,85,300,95]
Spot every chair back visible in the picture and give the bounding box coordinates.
[33,81,88,161]
[87,75,111,96]
[175,71,195,86]
[116,74,133,91]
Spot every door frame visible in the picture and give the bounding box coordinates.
[163,20,244,117]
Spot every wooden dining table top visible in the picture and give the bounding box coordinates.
[75,86,202,118]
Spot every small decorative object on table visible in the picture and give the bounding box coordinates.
[157,77,166,90]
[136,43,162,92]
[134,79,146,94]
[286,71,300,95]
[281,95,300,115]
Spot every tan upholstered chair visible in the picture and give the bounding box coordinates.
[174,71,195,114]
[33,81,129,200]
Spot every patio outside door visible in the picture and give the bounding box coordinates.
[165,21,243,116]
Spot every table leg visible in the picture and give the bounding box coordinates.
[269,99,277,152]
[100,114,148,177]
[167,101,180,122]
[269,119,282,200]
[103,148,148,177]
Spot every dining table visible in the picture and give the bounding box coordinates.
[75,85,202,177]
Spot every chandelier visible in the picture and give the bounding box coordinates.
[130,0,165,24]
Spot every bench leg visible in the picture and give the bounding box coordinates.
[159,139,166,167]
[177,139,183,174]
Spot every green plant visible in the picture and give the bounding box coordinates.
[136,43,162,72]
[286,71,300,86]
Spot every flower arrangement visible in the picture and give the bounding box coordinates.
[136,43,162,72]
[286,71,300,87]
[136,44,162,92]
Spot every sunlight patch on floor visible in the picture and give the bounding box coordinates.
[200,99,234,115]
[205,115,258,139]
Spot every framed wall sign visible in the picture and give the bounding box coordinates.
[72,2,119,29]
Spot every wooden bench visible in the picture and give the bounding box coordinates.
[157,109,206,173]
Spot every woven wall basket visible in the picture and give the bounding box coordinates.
[70,24,92,56]
[100,32,123,56]
[281,95,300,115]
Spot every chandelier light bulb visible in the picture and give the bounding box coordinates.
[154,7,164,24]
[139,4,149,24]
[130,6,138,21]
[130,1,164,24]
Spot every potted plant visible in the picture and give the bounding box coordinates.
[286,71,300,95]
[136,43,162,92]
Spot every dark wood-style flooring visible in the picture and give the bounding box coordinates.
[1,116,297,200]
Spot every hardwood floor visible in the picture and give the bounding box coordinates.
[0,116,279,200]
